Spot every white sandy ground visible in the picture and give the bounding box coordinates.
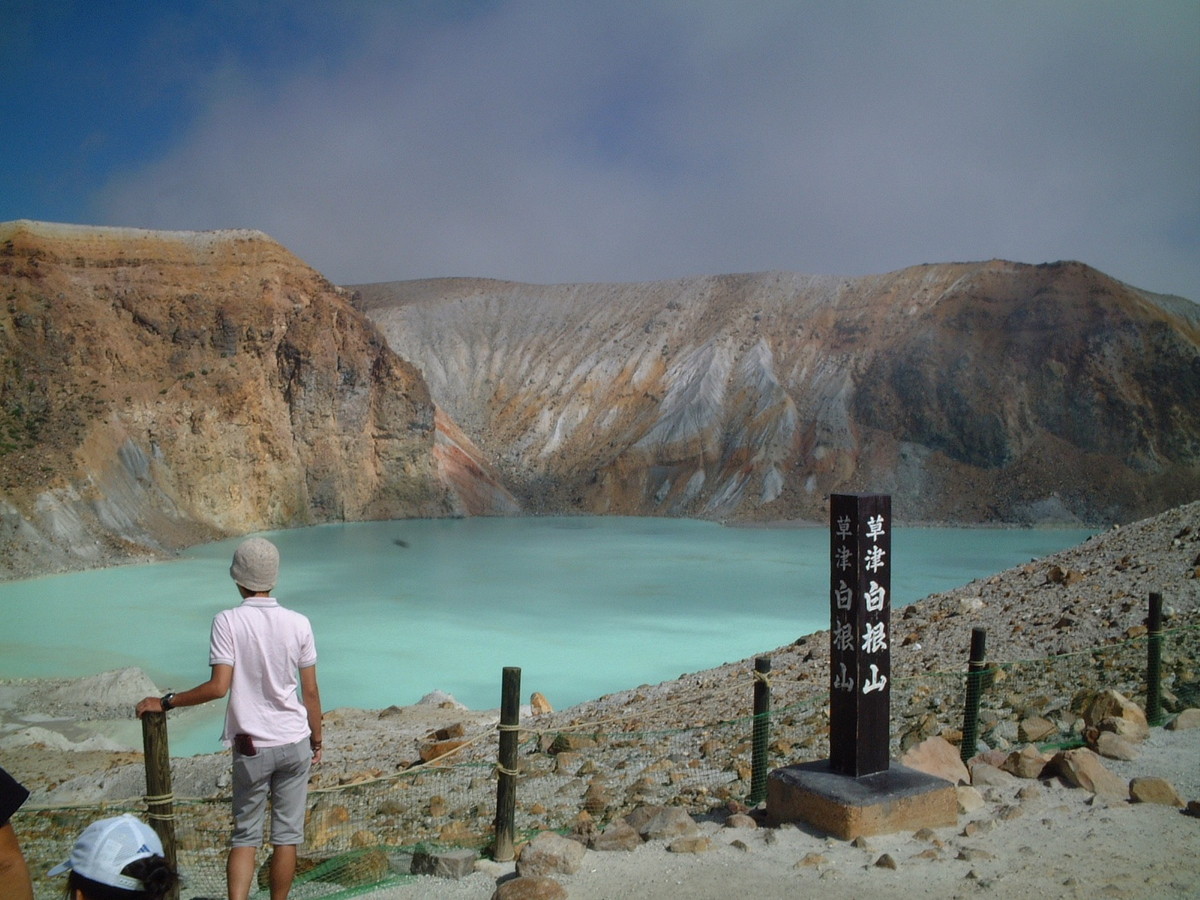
[6,686,1197,899]
[351,725,1200,900]
[6,504,1200,898]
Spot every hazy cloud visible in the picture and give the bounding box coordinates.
[79,2,1200,297]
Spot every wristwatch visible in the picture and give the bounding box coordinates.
[160,692,176,711]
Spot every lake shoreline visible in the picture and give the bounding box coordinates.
[4,501,1198,898]
[3,502,1194,803]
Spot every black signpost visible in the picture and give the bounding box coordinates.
[766,491,956,839]
[828,492,891,777]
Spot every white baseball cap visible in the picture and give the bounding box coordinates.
[48,814,163,891]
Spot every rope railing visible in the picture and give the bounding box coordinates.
[13,613,1197,900]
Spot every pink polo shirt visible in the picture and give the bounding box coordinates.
[209,597,317,748]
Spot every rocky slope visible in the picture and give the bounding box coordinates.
[4,502,1198,900]
[353,261,1200,525]
[3,220,1196,580]
[0,221,477,579]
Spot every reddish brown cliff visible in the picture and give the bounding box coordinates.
[0,221,463,578]
[354,261,1199,525]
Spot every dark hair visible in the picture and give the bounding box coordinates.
[64,855,178,900]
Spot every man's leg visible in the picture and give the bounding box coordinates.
[269,844,298,900]
[265,738,313,900]
[229,747,272,900]
[227,845,258,900]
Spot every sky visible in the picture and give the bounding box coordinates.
[2,1,1197,300]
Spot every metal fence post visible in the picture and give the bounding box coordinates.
[1147,592,1164,726]
[749,656,771,805]
[960,627,987,765]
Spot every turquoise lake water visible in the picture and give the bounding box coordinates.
[1,517,1093,755]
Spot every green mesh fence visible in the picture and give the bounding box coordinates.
[15,623,1198,900]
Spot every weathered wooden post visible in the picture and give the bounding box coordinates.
[765,493,957,839]
[493,667,521,862]
[141,712,180,900]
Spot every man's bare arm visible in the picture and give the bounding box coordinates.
[135,664,233,717]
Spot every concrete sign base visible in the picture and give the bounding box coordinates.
[766,760,957,840]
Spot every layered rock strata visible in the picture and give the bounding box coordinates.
[354,262,1200,524]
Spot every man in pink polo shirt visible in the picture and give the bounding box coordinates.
[137,537,323,900]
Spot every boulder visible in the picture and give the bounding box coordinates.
[1000,745,1052,779]
[632,807,699,841]
[1017,716,1057,743]
[967,761,1016,788]
[1083,690,1148,739]
[900,735,970,784]
[668,835,713,853]
[411,847,477,879]
[1094,731,1140,761]
[1129,777,1184,807]
[1052,748,1129,800]
[419,739,469,764]
[956,785,986,813]
[1167,708,1200,730]
[530,692,554,715]
[591,819,641,852]
[305,803,350,850]
[516,831,586,877]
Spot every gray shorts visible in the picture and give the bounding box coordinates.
[230,737,312,847]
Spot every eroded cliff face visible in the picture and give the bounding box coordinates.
[3,221,1194,579]
[354,261,1200,525]
[0,221,459,579]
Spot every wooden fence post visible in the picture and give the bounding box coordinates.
[493,667,521,862]
[141,712,179,900]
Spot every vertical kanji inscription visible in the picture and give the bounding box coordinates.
[829,493,891,777]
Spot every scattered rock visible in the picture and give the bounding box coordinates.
[900,735,969,784]
[590,819,641,852]
[968,761,1016,788]
[1082,690,1149,740]
[667,835,713,853]
[517,831,587,877]
[1167,708,1200,730]
[632,806,699,841]
[1095,731,1141,761]
[724,813,757,829]
[1001,745,1052,779]
[1053,748,1129,800]
[410,847,477,879]
[956,785,986,813]
[491,875,568,900]
[1017,716,1056,743]
[1128,776,1184,807]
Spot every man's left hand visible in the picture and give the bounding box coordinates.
[135,697,163,718]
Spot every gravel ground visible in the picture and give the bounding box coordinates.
[3,501,1198,899]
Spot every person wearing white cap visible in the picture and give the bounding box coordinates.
[136,537,323,900]
[48,814,177,900]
